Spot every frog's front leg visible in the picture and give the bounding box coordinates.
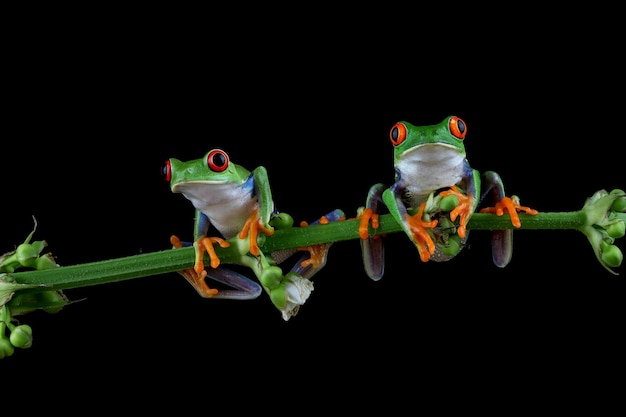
[170,235,230,298]
[170,207,236,297]
[382,188,438,262]
[238,208,275,257]
[439,185,476,239]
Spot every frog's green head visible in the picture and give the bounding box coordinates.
[390,115,468,163]
[162,149,252,192]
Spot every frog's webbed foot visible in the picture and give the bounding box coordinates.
[439,185,475,239]
[479,195,538,268]
[239,208,275,257]
[358,183,386,281]
[294,209,345,279]
[405,202,439,262]
[479,195,539,228]
[270,209,344,279]
[170,234,230,298]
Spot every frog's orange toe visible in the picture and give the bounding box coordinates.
[406,202,437,262]
[177,267,219,298]
[357,207,380,240]
[440,185,474,238]
[480,196,538,228]
[239,209,274,257]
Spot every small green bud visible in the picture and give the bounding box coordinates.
[35,253,58,270]
[259,266,282,289]
[601,244,623,268]
[605,221,625,239]
[610,189,626,213]
[39,290,68,314]
[439,195,459,212]
[9,324,33,349]
[15,243,38,267]
[270,212,294,229]
[0,338,15,358]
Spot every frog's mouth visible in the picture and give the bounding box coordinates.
[171,180,228,194]
[171,181,248,206]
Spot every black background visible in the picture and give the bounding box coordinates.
[3,9,625,411]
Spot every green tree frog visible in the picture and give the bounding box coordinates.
[162,148,340,320]
[359,115,537,280]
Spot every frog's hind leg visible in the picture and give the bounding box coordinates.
[359,183,386,281]
[479,171,513,268]
[170,234,251,299]
[295,208,345,279]
[271,208,345,280]
[174,266,262,300]
[203,267,263,300]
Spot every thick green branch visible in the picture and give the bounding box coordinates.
[7,210,624,291]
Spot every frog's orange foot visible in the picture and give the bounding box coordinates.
[298,242,332,269]
[297,215,332,269]
[439,185,475,239]
[195,236,230,271]
[407,202,438,262]
[239,209,275,256]
[176,267,219,298]
[479,196,538,228]
[170,235,184,249]
[170,234,227,298]
[356,207,380,240]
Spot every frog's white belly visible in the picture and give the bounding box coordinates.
[175,182,258,238]
[396,145,466,199]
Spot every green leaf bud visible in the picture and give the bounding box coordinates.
[15,243,38,266]
[9,324,33,349]
[259,266,283,289]
[601,244,623,268]
[270,212,294,229]
[0,338,15,358]
[605,221,625,239]
[40,290,69,314]
[439,195,459,212]
[610,189,626,212]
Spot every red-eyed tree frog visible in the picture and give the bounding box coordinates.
[359,116,537,280]
[162,149,342,320]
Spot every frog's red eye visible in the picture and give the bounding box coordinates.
[161,160,172,182]
[390,123,407,146]
[449,116,467,140]
[207,149,229,172]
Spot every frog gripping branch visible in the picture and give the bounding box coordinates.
[162,148,343,320]
[1,116,624,359]
[358,116,539,280]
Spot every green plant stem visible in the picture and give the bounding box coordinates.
[7,211,625,291]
